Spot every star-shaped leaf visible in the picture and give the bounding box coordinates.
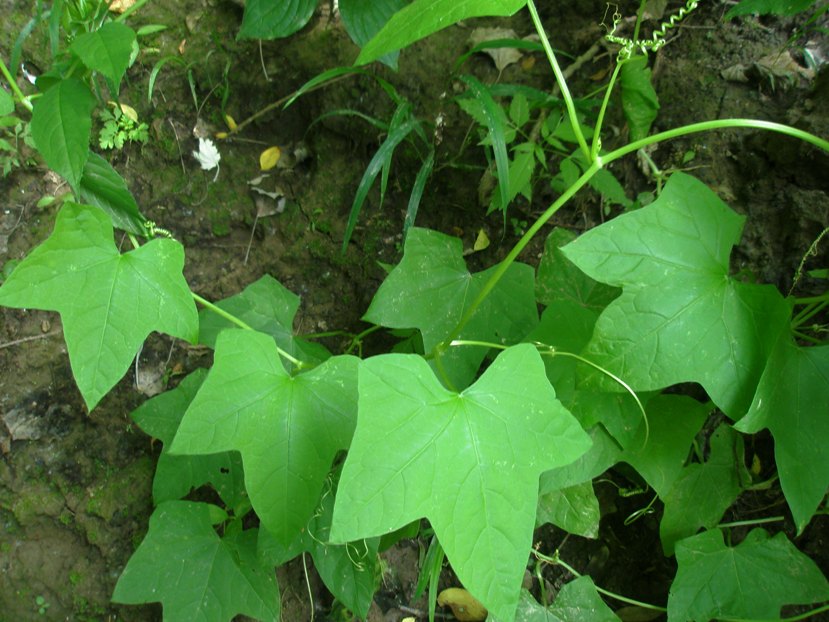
[130,369,246,509]
[561,173,791,418]
[364,227,537,389]
[198,274,329,369]
[113,500,280,621]
[735,337,829,532]
[668,528,829,622]
[0,203,198,409]
[659,424,748,555]
[330,344,591,621]
[169,329,359,548]
[258,470,382,620]
[515,577,621,621]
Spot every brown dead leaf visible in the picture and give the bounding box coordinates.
[468,27,523,72]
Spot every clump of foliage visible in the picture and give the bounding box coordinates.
[98,104,149,150]
[1,0,829,621]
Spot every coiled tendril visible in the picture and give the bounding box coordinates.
[604,0,700,59]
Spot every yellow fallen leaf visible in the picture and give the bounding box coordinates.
[259,146,281,171]
[108,0,136,13]
[437,587,487,621]
[106,101,139,122]
[473,228,490,251]
[224,114,237,131]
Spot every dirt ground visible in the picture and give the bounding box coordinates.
[1,0,828,620]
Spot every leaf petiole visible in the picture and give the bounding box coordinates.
[190,292,305,369]
[533,549,668,612]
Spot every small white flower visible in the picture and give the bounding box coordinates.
[192,137,221,181]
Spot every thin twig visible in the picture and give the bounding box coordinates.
[0,328,62,350]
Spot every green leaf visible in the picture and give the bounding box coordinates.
[515,577,622,621]
[0,89,14,116]
[169,329,359,548]
[509,93,530,127]
[130,370,247,508]
[490,144,536,214]
[342,106,419,253]
[198,274,330,369]
[112,501,280,621]
[462,75,511,213]
[356,0,527,65]
[726,0,817,19]
[364,227,538,389]
[30,78,95,191]
[70,22,136,88]
[620,394,709,498]
[339,0,408,69]
[668,529,829,622]
[659,424,747,555]
[331,344,591,621]
[561,172,791,418]
[588,168,632,210]
[258,480,382,620]
[79,152,148,236]
[540,426,621,491]
[536,481,600,538]
[0,203,198,409]
[239,0,317,39]
[735,337,829,532]
[619,55,659,142]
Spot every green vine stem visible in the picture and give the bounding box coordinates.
[536,548,829,621]
[190,292,305,369]
[0,56,33,112]
[716,516,785,529]
[449,339,650,444]
[534,549,668,612]
[441,118,829,352]
[526,0,591,162]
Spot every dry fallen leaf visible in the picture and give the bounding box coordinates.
[108,0,136,13]
[473,228,490,251]
[437,587,487,621]
[259,146,281,171]
[468,27,523,72]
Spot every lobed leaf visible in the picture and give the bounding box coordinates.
[659,424,747,555]
[514,577,621,621]
[536,481,600,538]
[668,528,829,621]
[30,78,95,191]
[735,337,829,532]
[331,344,591,621]
[0,203,198,409]
[169,329,359,549]
[364,227,537,389]
[198,274,330,369]
[561,172,791,418]
[130,369,246,508]
[112,501,280,621]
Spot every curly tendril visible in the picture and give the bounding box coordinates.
[604,0,700,59]
[145,221,174,239]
